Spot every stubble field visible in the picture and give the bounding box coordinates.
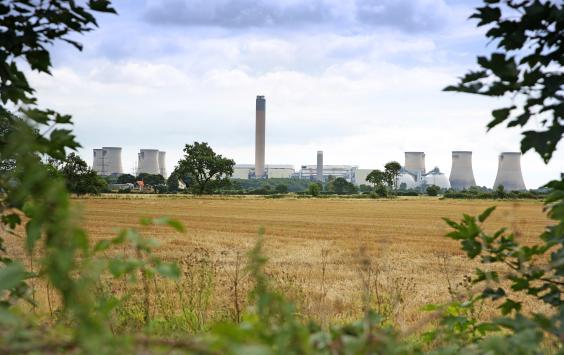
[64,195,549,332]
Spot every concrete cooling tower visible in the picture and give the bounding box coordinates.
[405,152,425,174]
[92,147,123,176]
[158,151,167,178]
[92,149,104,174]
[316,151,323,181]
[255,96,266,178]
[102,147,123,176]
[449,151,476,190]
[493,152,526,191]
[138,149,160,175]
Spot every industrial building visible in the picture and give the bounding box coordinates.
[158,151,167,178]
[233,164,295,179]
[449,151,476,190]
[399,152,450,189]
[138,149,160,175]
[297,164,357,181]
[493,152,526,191]
[92,147,123,176]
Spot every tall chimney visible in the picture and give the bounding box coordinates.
[316,151,323,181]
[255,95,266,178]
[493,152,526,191]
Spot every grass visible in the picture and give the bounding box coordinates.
[10,195,550,333]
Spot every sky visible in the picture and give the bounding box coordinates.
[30,0,562,188]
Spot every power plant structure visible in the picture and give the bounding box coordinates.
[230,95,529,191]
[92,147,123,176]
[158,151,167,178]
[316,151,323,181]
[493,152,526,191]
[255,95,266,178]
[137,149,161,175]
[395,152,450,189]
[449,151,476,190]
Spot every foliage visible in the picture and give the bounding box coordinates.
[308,182,321,196]
[384,161,402,190]
[445,0,563,162]
[139,173,165,187]
[117,174,136,184]
[275,184,288,194]
[174,142,235,194]
[366,169,386,188]
[332,177,358,195]
[426,185,441,197]
[50,152,107,195]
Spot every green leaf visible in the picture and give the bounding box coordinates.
[154,262,180,279]
[488,107,514,130]
[25,220,41,252]
[478,206,496,223]
[25,50,51,73]
[500,299,522,315]
[0,263,26,292]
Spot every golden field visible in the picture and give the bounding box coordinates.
[10,195,551,332]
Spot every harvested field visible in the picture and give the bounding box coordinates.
[10,195,551,331]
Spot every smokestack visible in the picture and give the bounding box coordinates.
[316,151,323,181]
[449,151,476,190]
[493,152,526,191]
[255,95,266,178]
[138,149,160,175]
[405,152,425,174]
[158,151,167,178]
[102,147,123,176]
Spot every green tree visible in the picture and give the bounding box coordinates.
[117,173,136,184]
[366,169,386,189]
[333,177,357,194]
[384,161,401,190]
[308,182,321,196]
[275,184,288,194]
[175,142,235,194]
[426,185,440,197]
[445,0,563,162]
[52,153,107,196]
[142,174,165,187]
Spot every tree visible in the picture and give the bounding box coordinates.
[117,174,136,184]
[142,174,165,187]
[384,161,401,190]
[275,184,288,194]
[445,0,563,162]
[308,182,321,196]
[426,185,440,197]
[366,169,386,188]
[333,177,357,194]
[175,142,235,194]
[53,153,107,196]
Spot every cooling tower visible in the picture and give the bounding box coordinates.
[255,95,266,178]
[493,152,526,191]
[316,151,323,181]
[138,149,160,175]
[92,149,104,174]
[449,151,476,190]
[158,151,167,178]
[101,147,123,176]
[405,152,425,174]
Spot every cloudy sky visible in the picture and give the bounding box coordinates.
[32,0,562,188]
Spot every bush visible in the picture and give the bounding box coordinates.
[308,183,321,196]
[426,185,440,196]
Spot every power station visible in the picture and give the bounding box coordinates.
[92,147,123,176]
[255,95,266,178]
[449,151,476,190]
[92,95,529,191]
[493,152,526,191]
